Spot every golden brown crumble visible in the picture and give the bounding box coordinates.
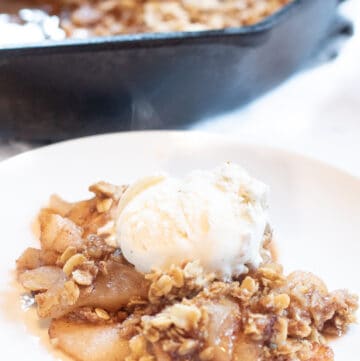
[146,261,215,305]
[5,0,291,40]
[50,0,292,39]
[15,181,358,361]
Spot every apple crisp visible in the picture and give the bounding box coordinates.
[16,181,358,361]
[2,0,292,40]
[59,0,292,38]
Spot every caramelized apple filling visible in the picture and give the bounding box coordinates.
[16,182,358,361]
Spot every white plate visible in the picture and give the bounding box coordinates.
[0,131,358,360]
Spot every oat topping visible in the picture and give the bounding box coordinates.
[146,261,215,305]
[62,253,87,276]
[55,0,292,39]
[94,307,111,320]
[72,269,94,286]
[59,246,78,265]
[140,301,206,358]
[1,0,293,43]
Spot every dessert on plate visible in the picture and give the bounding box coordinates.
[16,163,358,361]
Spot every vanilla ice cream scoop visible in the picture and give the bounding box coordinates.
[115,163,269,279]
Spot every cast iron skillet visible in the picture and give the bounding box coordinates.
[0,0,352,141]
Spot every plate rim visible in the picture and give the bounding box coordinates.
[1,130,359,183]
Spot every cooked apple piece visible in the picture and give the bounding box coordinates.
[281,271,358,335]
[203,298,240,361]
[39,211,84,253]
[48,195,73,217]
[19,266,66,292]
[285,271,328,296]
[49,319,130,361]
[78,260,149,312]
[89,182,124,200]
[36,278,79,318]
[232,338,333,361]
[16,247,59,272]
[151,343,172,361]
[65,199,97,227]
[232,335,261,361]
[307,343,334,361]
[62,197,115,236]
[36,260,149,318]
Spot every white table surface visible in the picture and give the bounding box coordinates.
[192,0,360,177]
[1,0,359,177]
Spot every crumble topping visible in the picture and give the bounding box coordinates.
[146,261,215,305]
[1,0,292,41]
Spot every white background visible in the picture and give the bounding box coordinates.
[193,0,360,176]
